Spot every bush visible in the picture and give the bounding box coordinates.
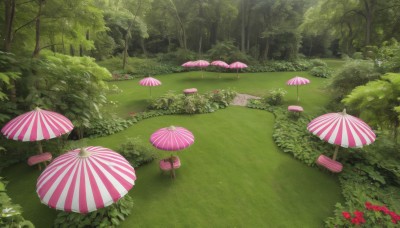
[118,137,157,168]
[98,57,185,80]
[244,60,313,73]
[263,88,287,106]
[0,177,34,228]
[352,52,364,59]
[85,116,135,138]
[309,66,332,78]
[148,89,237,114]
[207,40,253,64]
[310,59,327,67]
[327,61,381,108]
[54,195,134,228]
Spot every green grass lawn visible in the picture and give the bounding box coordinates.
[3,107,343,227]
[108,71,330,118]
[3,65,345,227]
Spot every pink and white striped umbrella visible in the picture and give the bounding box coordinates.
[150,126,194,151]
[211,60,229,78]
[36,146,136,213]
[229,61,248,78]
[181,61,195,67]
[1,107,73,142]
[211,60,229,68]
[192,60,210,78]
[139,77,161,98]
[307,109,376,160]
[286,76,310,103]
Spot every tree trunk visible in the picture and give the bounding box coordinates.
[4,0,17,103]
[363,0,375,46]
[240,0,245,52]
[123,35,128,70]
[70,44,75,56]
[198,35,202,55]
[32,0,44,58]
[3,0,16,52]
[141,38,147,56]
[263,38,270,60]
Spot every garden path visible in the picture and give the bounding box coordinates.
[231,94,260,106]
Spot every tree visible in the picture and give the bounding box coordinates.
[342,73,400,142]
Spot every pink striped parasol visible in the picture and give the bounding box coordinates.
[150,126,194,178]
[286,76,310,103]
[192,60,210,78]
[36,146,136,213]
[139,76,161,98]
[307,109,376,160]
[229,61,248,78]
[1,107,73,154]
[211,60,229,78]
[181,61,195,67]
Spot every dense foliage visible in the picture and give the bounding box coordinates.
[326,61,381,110]
[54,195,134,228]
[118,137,158,168]
[148,89,237,114]
[343,73,400,141]
[0,177,34,228]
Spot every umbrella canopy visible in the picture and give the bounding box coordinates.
[229,61,248,78]
[139,77,161,98]
[307,109,376,160]
[181,61,195,67]
[193,60,210,68]
[286,76,310,103]
[1,107,73,154]
[139,77,161,87]
[1,107,73,141]
[150,126,194,151]
[211,60,229,68]
[36,146,136,213]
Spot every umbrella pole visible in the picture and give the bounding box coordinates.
[37,141,43,154]
[201,69,203,79]
[150,87,152,98]
[297,85,299,104]
[237,69,239,78]
[169,154,175,178]
[332,145,339,161]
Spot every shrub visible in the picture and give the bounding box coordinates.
[263,88,287,106]
[352,52,364,59]
[310,59,327,67]
[54,195,134,228]
[327,61,381,108]
[244,60,313,73]
[0,177,34,228]
[85,116,135,138]
[148,89,237,114]
[309,66,332,78]
[118,137,157,168]
[207,40,253,64]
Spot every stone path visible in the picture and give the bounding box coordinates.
[231,94,261,106]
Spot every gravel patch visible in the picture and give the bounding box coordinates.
[231,94,261,106]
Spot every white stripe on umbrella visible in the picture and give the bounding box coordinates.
[1,108,73,141]
[307,110,376,148]
[37,146,136,213]
[150,126,194,151]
